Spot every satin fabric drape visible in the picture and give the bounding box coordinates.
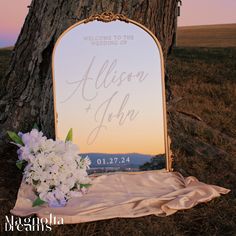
[11,170,230,224]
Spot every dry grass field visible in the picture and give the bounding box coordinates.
[0,25,236,235]
[177,24,236,47]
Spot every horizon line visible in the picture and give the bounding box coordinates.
[178,22,236,28]
[1,22,235,49]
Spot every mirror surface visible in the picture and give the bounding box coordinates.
[53,19,168,173]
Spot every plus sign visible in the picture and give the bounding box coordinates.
[85,104,92,113]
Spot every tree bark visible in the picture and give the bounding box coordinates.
[0,0,178,149]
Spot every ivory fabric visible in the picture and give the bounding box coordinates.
[11,170,230,224]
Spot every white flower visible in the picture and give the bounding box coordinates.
[81,187,88,194]
[59,184,70,194]
[15,129,91,208]
[21,129,46,149]
[54,189,66,202]
[36,182,50,193]
[69,191,83,198]
[83,156,92,169]
[17,146,33,161]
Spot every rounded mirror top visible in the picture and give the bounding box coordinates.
[53,19,169,173]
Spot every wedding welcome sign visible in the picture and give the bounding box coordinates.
[53,13,172,173]
[10,13,230,223]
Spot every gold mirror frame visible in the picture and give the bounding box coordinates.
[52,12,173,172]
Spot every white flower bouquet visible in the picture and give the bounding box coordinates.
[8,127,91,208]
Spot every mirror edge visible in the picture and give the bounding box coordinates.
[52,12,173,172]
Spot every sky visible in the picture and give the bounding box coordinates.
[0,0,236,47]
[55,21,165,154]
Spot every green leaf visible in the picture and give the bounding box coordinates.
[65,128,73,142]
[16,160,26,170]
[7,131,24,146]
[33,123,39,130]
[80,183,92,189]
[32,197,45,207]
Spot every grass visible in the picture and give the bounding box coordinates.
[167,47,236,183]
[0,45,236,235]
[177,24,236,47]
[168,47,236,138]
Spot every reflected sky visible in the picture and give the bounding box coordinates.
[54,21,165,155]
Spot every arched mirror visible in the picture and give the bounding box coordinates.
[52,13,172,174]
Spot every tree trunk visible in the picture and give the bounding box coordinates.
[0,0,178,149]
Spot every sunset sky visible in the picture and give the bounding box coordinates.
[55,21,165,154]
[0,0,236,47]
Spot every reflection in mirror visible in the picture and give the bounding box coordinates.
[53,19,169,174]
